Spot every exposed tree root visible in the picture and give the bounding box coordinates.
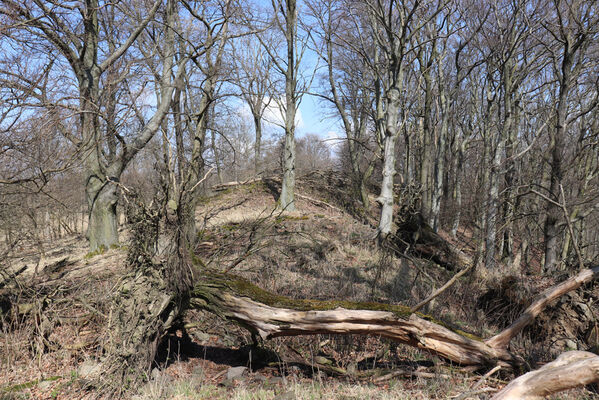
[486,265,599,349]
[99,264,185,394]
[98,198,193,395]
[393,214,471,271]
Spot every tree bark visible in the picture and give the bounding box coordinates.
[187,263,599,373]
[253,113,263,175]
[100,199,193,395]
[86,178,119,251]
[543,8,590,272]
[377,87,401,241]
[278,0,298,212]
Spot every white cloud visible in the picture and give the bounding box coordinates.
[323,130,343,151]
[236,97,304,132]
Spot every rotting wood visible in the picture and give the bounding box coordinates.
[190,266,599,371]
[190,271,519,367]
[492,351,599,399]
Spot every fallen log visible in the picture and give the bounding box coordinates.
[212,178,264,192]
[492,351,599,399]
[190,272,519,367]
[190,266,599,371]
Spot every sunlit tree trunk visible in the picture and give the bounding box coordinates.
[279,0,298,212]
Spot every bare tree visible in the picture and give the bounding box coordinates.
[257,0,308,212]
[232,33,277,176]
[361,0,447,242]
[541,0,599,272]
[307,0,376,209]
[0,0,185,251]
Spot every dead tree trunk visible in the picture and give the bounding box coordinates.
[97,192,599,395]
[189,264,599,370]
[190,272,518,367]
[492,351,599,400]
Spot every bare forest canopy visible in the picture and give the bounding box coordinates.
[1,0,599,398]
[0,0,598,270]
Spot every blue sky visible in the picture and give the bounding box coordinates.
[250,0,344,148]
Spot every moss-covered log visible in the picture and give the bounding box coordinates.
[190,272,519,367]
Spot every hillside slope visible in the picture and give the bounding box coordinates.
[1,171,597,399]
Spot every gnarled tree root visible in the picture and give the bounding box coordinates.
[485,265,599,349]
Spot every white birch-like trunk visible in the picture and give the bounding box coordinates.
[377,87,401,241]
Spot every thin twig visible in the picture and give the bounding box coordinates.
[472,365,502,390]
[188,167,215,194]
[411,260,474,312]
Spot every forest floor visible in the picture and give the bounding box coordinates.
[1,172,598,399]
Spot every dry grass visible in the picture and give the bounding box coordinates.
[135,376,476,400]
[2,178,599,399]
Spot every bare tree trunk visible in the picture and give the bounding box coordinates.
[451,139,465,238]
[419,64,434,224]
[431,65,449,232]
[543,7,590,272]
[479,70,499,269]
[86,177,119,251]
[253,113,263,175]
[279,115,296,211]
[377,87,401,241]
[278,0,298,212]
[501,98,518,265]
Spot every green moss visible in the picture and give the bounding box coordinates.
[1,376,60,393]
[220,222,241,232]
[84,245,106,259]
[191,252,206,269]
[196,196,211,205]
[245,181,267,192]
[199,273,410,318]
[275,215,310,224]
